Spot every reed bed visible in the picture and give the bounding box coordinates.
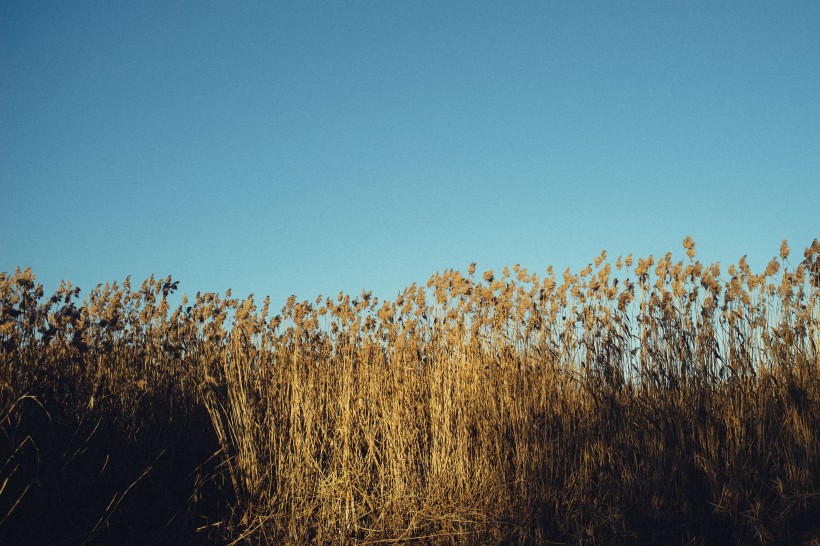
[1,238,819,544]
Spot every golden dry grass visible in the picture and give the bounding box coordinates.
[1,238,819,544]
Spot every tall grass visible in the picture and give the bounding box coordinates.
[1,238,819,544]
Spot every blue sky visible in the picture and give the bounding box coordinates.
[2,1,818,306]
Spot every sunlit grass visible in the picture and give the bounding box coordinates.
[1,238,819,544]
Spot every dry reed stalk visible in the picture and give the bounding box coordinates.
[1,240,819,544]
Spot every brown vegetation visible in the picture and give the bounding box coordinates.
[1,238,819,544]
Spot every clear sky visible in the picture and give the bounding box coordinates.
[2,1,818,306]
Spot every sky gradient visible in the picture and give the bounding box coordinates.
[2,1,818,307]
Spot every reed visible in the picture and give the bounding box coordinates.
[1,238,818,544]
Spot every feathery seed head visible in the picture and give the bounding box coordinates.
[780,240,790,260]
[765,259,779,277]
[594,250,606,268]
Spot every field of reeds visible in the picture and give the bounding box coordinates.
[1,238,819,545]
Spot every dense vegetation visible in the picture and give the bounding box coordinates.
[2,238,819,545]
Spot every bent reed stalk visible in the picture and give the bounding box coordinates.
[1,238,819,544]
